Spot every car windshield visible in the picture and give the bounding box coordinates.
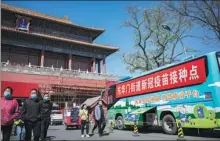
[72,108,79,111]
[71,108,79,116]
[52,107,60,110]
[71,108,79,114]
[52,111,61,114]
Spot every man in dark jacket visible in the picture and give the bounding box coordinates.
[40,94,53,141]
[92,100,106,137]
[20,89,42,141]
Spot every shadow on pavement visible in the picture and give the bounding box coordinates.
[48,128,60,131]
[89,133,95,137]
[66,127,80,130]
[183,129,220,138]
[89,131,110,137]
[117,127,220,139]
[102,132,110,136]
[46,136,56,141]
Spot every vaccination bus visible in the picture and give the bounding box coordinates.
[106,51,220,135]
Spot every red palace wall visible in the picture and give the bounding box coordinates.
[1,72,108,98]
[1,81,38,98]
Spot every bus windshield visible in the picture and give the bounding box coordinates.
[107,85,116,110]
[217,53,220,68]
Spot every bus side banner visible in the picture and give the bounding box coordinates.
[116,58,207,98]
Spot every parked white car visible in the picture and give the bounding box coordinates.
[51,110,63,125]
[50,103,63,125]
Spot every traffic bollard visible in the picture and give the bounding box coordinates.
[110,121,114,133]
[132,120,139,137]
[177,122,186,141]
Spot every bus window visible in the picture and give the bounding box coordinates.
[107,85,117,110]
[107,87,113,104]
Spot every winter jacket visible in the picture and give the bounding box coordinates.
[20,99,42,122]
[40,100,52,120]
[1,97,20,126]
[94,105,104,121]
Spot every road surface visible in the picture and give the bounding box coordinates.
[46,125,220,140]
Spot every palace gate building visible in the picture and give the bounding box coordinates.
[1,3,119,107]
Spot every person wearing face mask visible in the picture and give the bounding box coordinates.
[1,87,20,141]
[92,100,106,137]
[20,89,42,141]
[40,94,52,141]
[79,104,90,138]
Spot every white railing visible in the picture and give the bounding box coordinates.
[1,62,119,81]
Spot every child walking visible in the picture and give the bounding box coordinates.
[79,104,90,138]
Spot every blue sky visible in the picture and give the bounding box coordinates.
[3,1,219,78]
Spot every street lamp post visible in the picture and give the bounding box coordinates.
[162,25,187,58]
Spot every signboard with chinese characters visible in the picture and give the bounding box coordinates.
[116,58,207,98]
[132,89,200,105]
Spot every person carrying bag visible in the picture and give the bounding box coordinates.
[79,104,90,138]
[1,87,20,141]
[92,100,106,137]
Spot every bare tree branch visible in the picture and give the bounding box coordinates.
[165,1,220,42]
[122,5,192,73]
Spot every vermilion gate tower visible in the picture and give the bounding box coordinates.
[1,3,119,107]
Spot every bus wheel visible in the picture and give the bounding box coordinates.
[116,116,124,130]
[162,114,177,135]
